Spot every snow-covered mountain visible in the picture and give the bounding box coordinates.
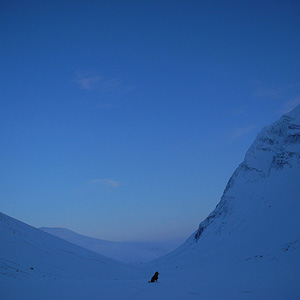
[1,106,300,299]
[139,106,300,299]
[39,227,175,264]
[153,106,300,274]
[0,212,137,279]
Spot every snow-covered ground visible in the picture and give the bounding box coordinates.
[1,254,299,300]
[1,106,300,299]
[39,227,180,264]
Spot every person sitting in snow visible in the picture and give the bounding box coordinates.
[149,271,159,283]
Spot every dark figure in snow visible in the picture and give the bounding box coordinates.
[149,271,159,283]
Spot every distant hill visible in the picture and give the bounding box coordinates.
[39,227,180,264]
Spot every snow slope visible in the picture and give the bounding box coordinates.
[147,106,300,298]
[39,227,174,264]
[0,212,137,279]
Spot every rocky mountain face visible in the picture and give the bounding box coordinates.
[157,106,300,267]
[194,106,300,243]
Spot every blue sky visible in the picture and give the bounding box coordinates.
[1,0,300,242]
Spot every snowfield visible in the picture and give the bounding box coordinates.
[1,255,299,300]
[1,106,300,299]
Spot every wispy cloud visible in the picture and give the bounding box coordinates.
[279,95,300,114]
[89,178,121,188]
[254,84,295,99]
[231,125,257,140]
[254,83,300,115]
[75,71,102,90]
[96,103,116,109]
[230,107,247,116]
[75,70,134,94]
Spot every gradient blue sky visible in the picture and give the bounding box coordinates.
[1,0,300,242]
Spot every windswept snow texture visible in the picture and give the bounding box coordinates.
[0,212,137,279]
[39,227,174,264]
